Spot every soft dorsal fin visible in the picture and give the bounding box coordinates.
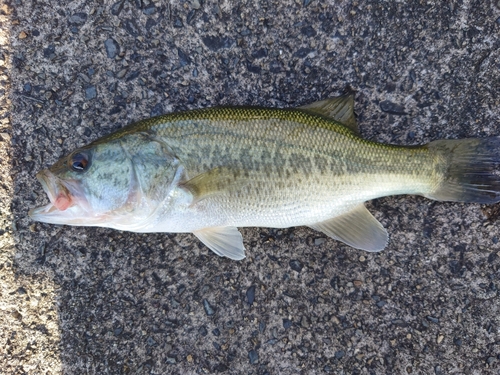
[193,226,246,260]
[299,93,358,133]
[309,204,388,251]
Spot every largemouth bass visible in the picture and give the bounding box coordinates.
[29,94,500,260]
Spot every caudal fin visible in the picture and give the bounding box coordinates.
[425,137,500,204]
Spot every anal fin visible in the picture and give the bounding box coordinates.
[309,204,388,252]
[193,226,246,260]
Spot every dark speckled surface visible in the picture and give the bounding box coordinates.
[2,1,500,374]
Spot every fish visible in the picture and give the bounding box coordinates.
[29,93,500,260]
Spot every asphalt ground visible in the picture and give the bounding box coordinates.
[1,1,499,374]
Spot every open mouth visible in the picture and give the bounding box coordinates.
[28,170,88,225]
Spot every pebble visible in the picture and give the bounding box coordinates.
[246,285,256,305]
[143,4,156,15]
[437,334,444,344]
[248,349,259,364]
[198,326,208,336]
[174,18,183,28]
[116,69,127,79]
[335,350,345,359]
[283,318,292,329]
[122,18,140,36]
[301,26,317,37]
[379,100,406,115]
[251,48,268,59]
[314,238,325,246]
[19,31,28,39]
[289,260,303,272]
[111,1,124,16]
[191,0,201,9]
[426,316,439,324]
[85,86,97,100]
[202,299,215,316]
[259,321,266,333]
[104,38,120,59]
[202,36,235,51]
[68,12,88,25]
[178,48,191,67]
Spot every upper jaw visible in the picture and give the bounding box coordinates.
[29,170,90,225]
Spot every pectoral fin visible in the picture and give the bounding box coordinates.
[299,91,358,133]
[193,226,246,260]
[181,167,251,203]
[309,204,388,252]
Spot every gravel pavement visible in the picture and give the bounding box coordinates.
[1,1,500,374]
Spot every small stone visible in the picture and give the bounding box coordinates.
[283,318,292,329]
[353,280,363,287]
[166,357,176,364]
[248,349,259,364]
[259,321,266,333]
[114,327,123,336]
[143,3,156,15]
[198,326,208,336]
[289,259,303,272]
[202,36,235,51]
[212,328,220,336]
[85,86,97,100]
[146,337,156,346]
[104,38,120,59]
[335,350,345,359]
[191,0,201,9]
[426,316,439,324]
[68,12,88,25]
[186,354,193,362]
[19,31,28,39]
[116,69,127,78]
[437,334,444,344]
[246,285,256,305]
[251,48,268,59]
[314,238,325,246]
[203,299,215,316]
[174,18,183,28]
[178,48,191,67]
[359,255,366,262]
[111,1,125,16]
[380,100,406,115]
[301,25,317,37]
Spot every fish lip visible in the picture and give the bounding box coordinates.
[29,170,90,222]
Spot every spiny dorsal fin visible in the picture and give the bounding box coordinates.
[193,226,246,260]
[299,93,358,133]
[309,204,388,251]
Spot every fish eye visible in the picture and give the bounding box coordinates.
[70,152,91,172]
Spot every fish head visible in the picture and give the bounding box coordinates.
[29,134,182,229]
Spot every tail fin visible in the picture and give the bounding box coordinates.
[425,137,500,204]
